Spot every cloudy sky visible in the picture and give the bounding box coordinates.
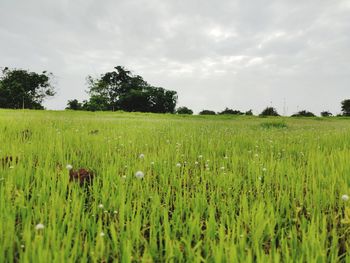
[1,0,349,115]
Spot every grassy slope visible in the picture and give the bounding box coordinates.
[1,110,350,262]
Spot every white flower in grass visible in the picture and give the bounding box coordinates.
[35,223,45,230]
[342,194,349,201]
[198,155,203,159]
[195,161,199,165]
[224,156,229,160]
[98,204,104,209]
[176,163,181,168]
[139,153,145,159]
[262,168,267,172]
[99,232,105,237]
[135,171,144,179]
[66,164,73,170]
[20,244,25,248]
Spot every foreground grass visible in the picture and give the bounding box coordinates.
[1,110,350,262]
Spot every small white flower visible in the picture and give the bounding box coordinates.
[35,223,45,230]
[113,210,118,214]
[176,163,181,168]
[20,244,25,248]
[195,161,199,165]
[139,154,145,159]
[224,156,228,159]
[198,155,203,159]
[342,194,349,201]
[66,164,73,170]
[99,232,105,237]
[258,176,262,181]
[122,175,127,179]
[262,168,267,172]
[220,167,225,170]
[98,204,104,209]
[135,171,144,179]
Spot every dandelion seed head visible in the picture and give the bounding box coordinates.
[98,204,104,209]
[176,163,181,168]
[135,171,144,179]
[35,223,45,230]
[100,232,105,237]
[139,154,145,159]
[66,164,73,170]
[342,194,349,201]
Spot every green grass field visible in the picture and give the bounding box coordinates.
[1,110,350,262]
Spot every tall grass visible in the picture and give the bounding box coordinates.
[0,110,350,262]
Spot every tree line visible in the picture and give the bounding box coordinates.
[1,66,350,117]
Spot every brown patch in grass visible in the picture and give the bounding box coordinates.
[69,168,94,186]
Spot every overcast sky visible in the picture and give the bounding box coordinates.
[1,0,349,115]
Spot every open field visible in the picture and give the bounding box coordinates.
[1,110,350,262]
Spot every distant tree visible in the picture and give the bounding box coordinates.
[176,106,193,115]
[86,66,177,113]
[341,99,350,116]
[259,107,279,116]
[81,96,109,111]
[245,109,253,116]
[321,111,332,117]
[199,110,216,115]
[0,67,55,109]
[291,110,315,117]
[66,99,82,110]
[219,108,243,115]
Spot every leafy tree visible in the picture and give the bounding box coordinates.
[219,108,243,115]
[341,99,350,116]
[148,87,177,113]
[321,111,332,117]
[199,110,216,115]
[81,96,109,111]
[0,67,55,109]
[259,107,279,116]
[86,66,177,113]
[66,99,82,110]
[245,109,253,116]
[176,106,193,115]
[291,110,315,117]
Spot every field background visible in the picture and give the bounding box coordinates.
[1,110,350,262]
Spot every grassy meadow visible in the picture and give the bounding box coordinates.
[1,110,350,262]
